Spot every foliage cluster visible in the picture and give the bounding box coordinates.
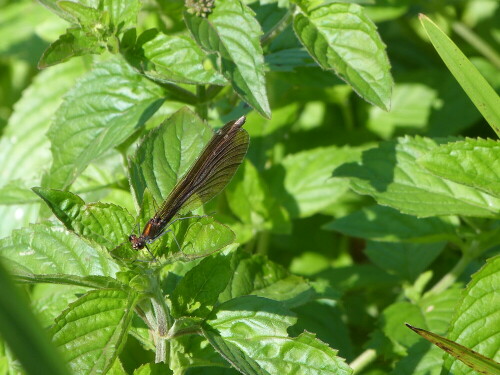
[0,0,499,374]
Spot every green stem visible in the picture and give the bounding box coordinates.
[350,349,377,374]
[429,254,471,294]
[196,85,208,119]
[151,287,173,364]
[256,231,270,255]
[452,21,500,70]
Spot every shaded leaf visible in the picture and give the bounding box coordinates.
[325,205,459,243]
[334,136,500,217]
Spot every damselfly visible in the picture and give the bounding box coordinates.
[129,116,249,256]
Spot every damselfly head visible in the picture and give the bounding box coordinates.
[129,234,146,250]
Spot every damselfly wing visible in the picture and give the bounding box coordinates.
[129,116,249,252]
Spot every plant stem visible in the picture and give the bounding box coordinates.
[452,21,500,70]
[429,254,471,294]
[256,230,270,255]
[151,286,173,364]
[350,349,377,374]
[196,85,208,119]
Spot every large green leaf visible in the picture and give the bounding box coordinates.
[33,188,135,251]
[418,138,500,198]
[225,161,290,234]
[0,222,119,280]
[268,146,360,218]
[443,256,500,374]
[334,136,500,217]
[171,253,232,318]
[325,205,460,243]
[219,251,314,308]
[184,0,270,118]
[206,296,351,375]
[419,14,500,136]
[0,59,87,237]
[51,289,138,375]
[293,2,393,110]
[125,30,227,85]
[365,241,445,282]
[43,57,164,190]
[0,261,70,375]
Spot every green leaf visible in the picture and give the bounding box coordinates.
[325,205,460,243]
[381,288,462,350]
[366,71,483,139]
[293,2,393,110]
[219,252,314,308]
[418,138,500,198]
[51,289,139,375]
[102,0,140,33]
[0,261,70,375]
[391,341,444,375]
[365,241,444,282]
[206,296,351,375]
[125,29,227,85]
[334,136,500,217]
[129,107,212,206]
[225,161,290,234]
[419,14,500,136]
[171,253,232,318]
[43,57,164,190]
[407,324,500,375]
[0,222,119,280]
[167,216,236,259]
[0,59,86,237]
[443,256,500,374]
[203,327,271,375]
[56,1,103,28]
[184,0,271,118]
[268,146,359,218]
[33,188,135,251]
[39,27,105,68]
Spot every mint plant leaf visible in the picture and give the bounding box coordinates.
[325,205,459,243]
[0,222,119,279]
[39,28,104,68]
[184,0,270,118]
[33,188,135,251]
[129,107,212,206]
[443,256,500,374]
[202,327,271,375]
[418,138,500,198]
[334,137,500,217]
[102,0,140,33]
[0,59,86,238]
[365,241,445,282]
[220,252,314,308]
[226,161,290,234]
[268,146,360,218]
[51,289,138,375]
[293,2,393,110]
[171,253,232,318]
[206,296,351,374]
[125,30,227,85]
[43,57,164,190]
[168,216,235,259]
